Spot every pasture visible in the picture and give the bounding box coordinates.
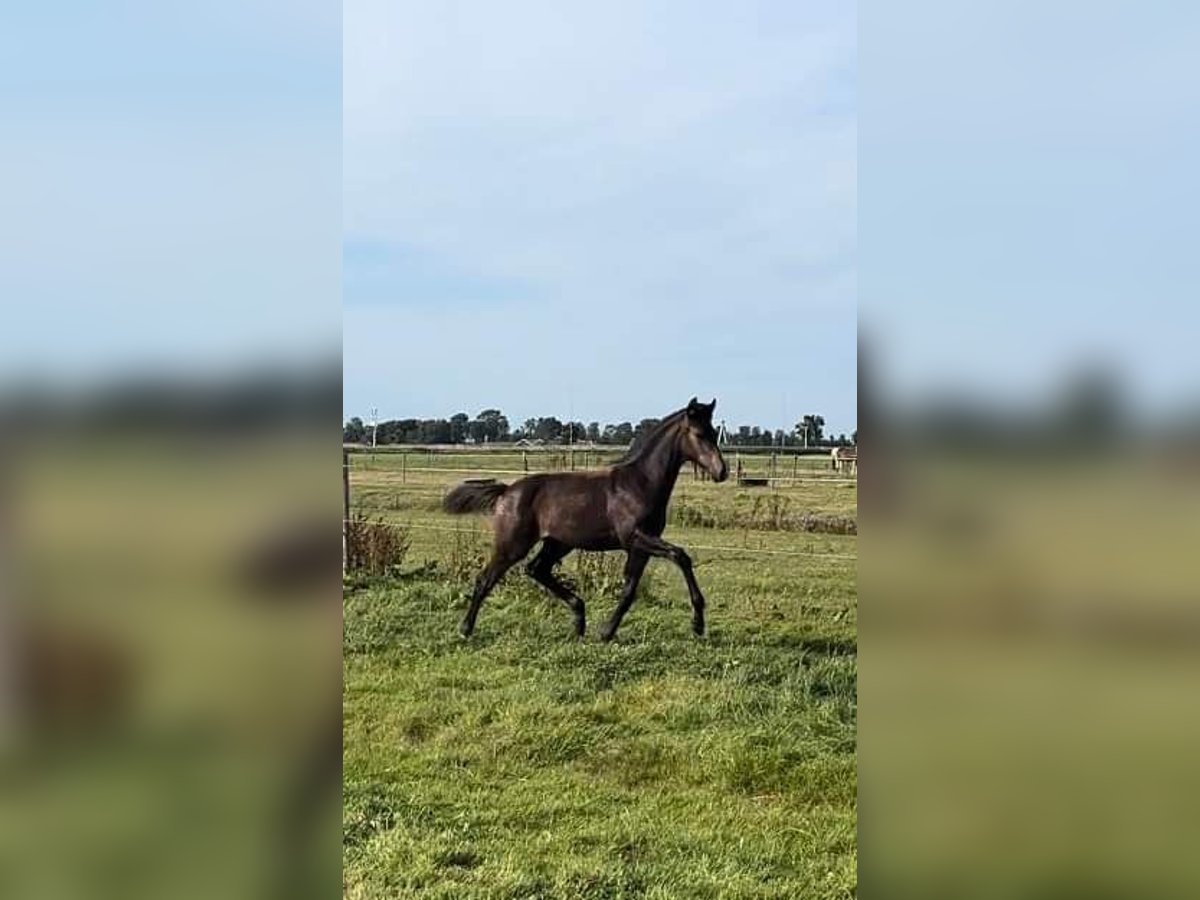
[343,448,857,898]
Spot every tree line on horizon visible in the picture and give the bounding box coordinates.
[343,410,855,448]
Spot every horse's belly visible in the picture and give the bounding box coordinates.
[541,519,620,551]
[573,532,622,552]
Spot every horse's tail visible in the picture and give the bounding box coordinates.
[442,480,508,515]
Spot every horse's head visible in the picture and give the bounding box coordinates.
[680,397,727,482]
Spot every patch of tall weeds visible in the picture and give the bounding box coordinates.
[345,513,411,576]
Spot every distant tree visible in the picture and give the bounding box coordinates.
[474,409,509,443]
[369,409,858,447]
[421,419,452,443]
[602,423,632,444]
[796,414,826,448]
[343,417,366,444]
[535,416,564,442]
[633,418,660,443]
[396,418,421,443]
[563,421,586,444]
[374,419,398,444]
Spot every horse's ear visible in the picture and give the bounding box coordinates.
[686,397,699,417]
[708,398,717,413]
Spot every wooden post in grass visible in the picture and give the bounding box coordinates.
[401,451,407,484]
[342,448,350,574]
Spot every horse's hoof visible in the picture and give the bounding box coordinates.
[692,622,706,638]
[458,621,474,638]
[574,621,586,639]
[598,627,616,643]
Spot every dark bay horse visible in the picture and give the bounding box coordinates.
[443,398,728,640]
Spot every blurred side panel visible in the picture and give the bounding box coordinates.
[861,1,1200,897]
[0,3,342,899]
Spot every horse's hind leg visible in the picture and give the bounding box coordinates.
[459,526,535,638]
[525,538,586,637]
[460,558,503,637]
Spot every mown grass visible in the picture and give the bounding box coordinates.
[343,453,856,898]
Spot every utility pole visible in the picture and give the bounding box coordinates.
[370,407,378,449]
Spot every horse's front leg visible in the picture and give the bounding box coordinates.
[626,530,707,636]
[598,551,649,642]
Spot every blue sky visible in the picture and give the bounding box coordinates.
[343,1,857,436]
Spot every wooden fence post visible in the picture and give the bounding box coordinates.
[342,448,350,574]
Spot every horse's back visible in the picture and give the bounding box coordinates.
[508,470,619,550]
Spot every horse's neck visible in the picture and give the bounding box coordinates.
[634,431,683,506]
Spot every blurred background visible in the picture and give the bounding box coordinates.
[5,1,1199,898]
[1,3,341,899]
[861,2,1200,897]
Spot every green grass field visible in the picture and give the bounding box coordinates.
[343,449,857,898]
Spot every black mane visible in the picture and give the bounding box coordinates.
[613,408,687,466]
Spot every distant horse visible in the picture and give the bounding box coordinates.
[831,445,857,475]
[443,398,728,641]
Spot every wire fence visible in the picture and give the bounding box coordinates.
[342,518,857,563]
